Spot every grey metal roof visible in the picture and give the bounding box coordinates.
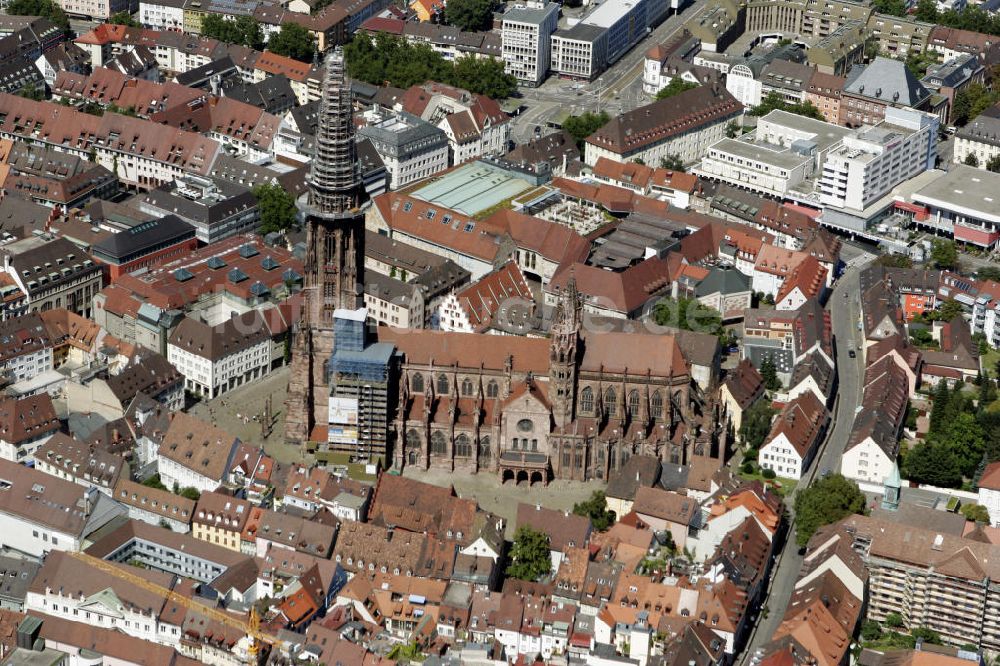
[695,266,751,297]
[92,215,195,261]
[844,56,931,107]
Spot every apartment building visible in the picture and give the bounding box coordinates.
[839,513,1000,653]
[139,0,185,31]
[953,112,1000,168]
[167,311,272,400]
[501,2,559,87]
[921,54,985,125]
[57,0,136,21]
[192,491,251,552]
[113,479,195,533]
[0,314,52,380]
[0,393,60,462]
[32,432,125,496]
[357,109,449,190]
[0,94,222,190]
[88,518,250,584]
[758,391,829,480]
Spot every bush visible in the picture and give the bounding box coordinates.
[861,620,882,641]
[741,462,755,475]
[762,468,776,480]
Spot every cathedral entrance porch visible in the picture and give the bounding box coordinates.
[499,451,549,486]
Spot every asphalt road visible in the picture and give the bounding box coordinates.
[510,0,710,143]
[738,249,873,664]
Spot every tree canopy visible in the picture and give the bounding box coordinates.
[652,297,723,336]
[267,23,316,62]
[201,15,264,49]
[254,183,298,234]
[110,11,139,26]
[572,491,616,531]
[655,78,698,100]
[444,0,496,31]
[951,83,1000,126]
[760,357,781,391]
[7,0,68,32]
[961,503,991,523]
[344,32,517,100]
[965,153,981,167]
[740,400,777,450]
[750,91,824,120]
[905,381,994,488]
[562,111,611,151]
[794,474,867,547]
[930,238,958,270]
[506,526,552,581]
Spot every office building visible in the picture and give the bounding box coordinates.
[501,2,559,87]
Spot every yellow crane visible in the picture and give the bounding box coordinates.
[65,551,275,664]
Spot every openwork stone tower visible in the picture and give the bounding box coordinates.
[285,48,366,445]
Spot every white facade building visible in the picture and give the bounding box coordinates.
[167,314,271,400]
[819,107,938,212]
[139,0,185,31]
[501,2,559,87]
[357,110,450,190]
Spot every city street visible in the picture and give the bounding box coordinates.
[509,0,711,143]
[738,248,874,664]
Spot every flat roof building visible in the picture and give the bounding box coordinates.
[911,165,1000,249]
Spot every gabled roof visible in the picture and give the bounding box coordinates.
[451,261,532,332]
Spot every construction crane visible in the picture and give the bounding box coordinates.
[65,551,274,664]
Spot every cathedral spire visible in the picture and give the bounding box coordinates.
[308,47,362,216]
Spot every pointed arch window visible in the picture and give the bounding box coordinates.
[605,388,617,418]
[431,431,447,455]
[461,378,473,396]
[651,391,663,419]
[627,390,640,418]
[411,374,424,393]
[486,380,499,398]
[581,386,594,413]
[437,374,449,395]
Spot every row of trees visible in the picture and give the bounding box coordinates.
[198,16,315,61]
[7,0,69,32]
[201,14,265,50]
[749,91,824,121]
[344,33,517,100]
[903,378,1000,488]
